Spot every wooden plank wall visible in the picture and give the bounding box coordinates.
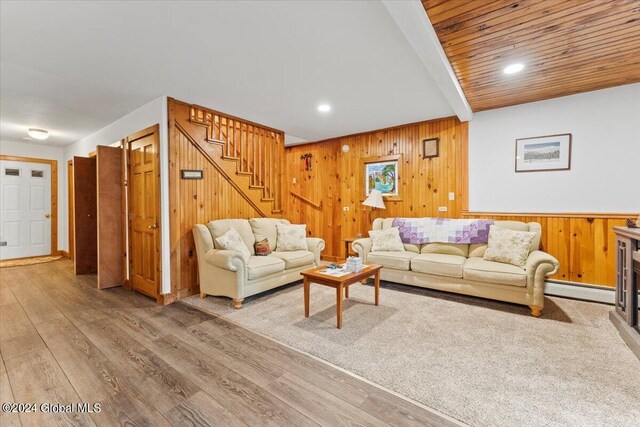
[462,212,633,287]
[284,117,469,260]
[168,99,274,299]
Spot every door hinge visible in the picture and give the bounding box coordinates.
[123,179,128,186]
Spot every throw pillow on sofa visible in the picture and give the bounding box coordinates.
[369,227,405,252]
[276,224,308,251]
[254,238,271,256]
[483,225,536,267]
[215,227,251,262]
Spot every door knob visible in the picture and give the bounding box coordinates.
[148,224,158,229]
[44,213,51,218]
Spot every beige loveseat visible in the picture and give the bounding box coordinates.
[352,218,559,316]
[193,218,325,308]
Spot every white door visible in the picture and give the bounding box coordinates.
[0,160,52,260]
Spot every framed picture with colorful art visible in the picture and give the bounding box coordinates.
[361,154,401,201]
[515,133,571,172]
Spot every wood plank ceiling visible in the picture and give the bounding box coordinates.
[422,0,640,111]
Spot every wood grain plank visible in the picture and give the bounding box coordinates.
[0,301,46,360]
[164,390,248,427]
[147,334,318,427]
[74,319,200,414]
[423,0,640,110]
[5,348,95,427]
[0,354,21,427]
[264,371,390,426]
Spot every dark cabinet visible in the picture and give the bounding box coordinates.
[611,227,640,360]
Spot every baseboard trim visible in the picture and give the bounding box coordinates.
[545,280,615,304]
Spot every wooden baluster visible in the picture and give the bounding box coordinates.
[241,124,246,172]
[259,128,264,188]
[223,117,229,156]
[248,125,253,181]
[269,133,274,201]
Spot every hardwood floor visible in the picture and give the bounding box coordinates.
[0,260,460,426]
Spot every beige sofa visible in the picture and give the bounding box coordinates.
[193,218,325,308]
[352,218,559,316]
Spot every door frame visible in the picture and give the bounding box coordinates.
[67,159,74,260]
[0,154,58,258]
[126,124,162,299]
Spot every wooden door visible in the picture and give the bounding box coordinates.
[73,156,97,274]
[96,146,123,289]
[128,125,161,298]
[0,160,52,259]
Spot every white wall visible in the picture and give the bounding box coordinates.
[0,140,66,250]
[62,96,171,294]
[469,83,640,213]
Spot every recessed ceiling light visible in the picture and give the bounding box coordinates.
[317,104,331,113]
[28,128,49,140]
[503,63,524,75]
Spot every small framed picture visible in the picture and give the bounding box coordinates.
[181,169,203,179]
[422,138,439,159]
[515,133,571,172]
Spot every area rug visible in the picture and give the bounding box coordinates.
[182,281,640,427]
[0,255,63,268]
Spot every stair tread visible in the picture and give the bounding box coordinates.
[206,139,225,145]
[222,156,240,161]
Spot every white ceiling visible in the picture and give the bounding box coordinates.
[1,0,455,147]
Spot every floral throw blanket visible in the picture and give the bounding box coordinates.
[391,217,494,244]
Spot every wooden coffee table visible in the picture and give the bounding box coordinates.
[301,264,382,329]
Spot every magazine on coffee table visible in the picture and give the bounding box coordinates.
[317,264,369,277]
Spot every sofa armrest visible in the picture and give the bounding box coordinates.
[526,250,559,277]
[525,250,560,308]
[306,237,325,265]
[352,238,372,262]
[204,249,246,271]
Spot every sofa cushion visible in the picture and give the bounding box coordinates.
[369,228,405,252]
[276,224,308,251]
[403,243,421,253]
[249,218,290,251]
[269,250,315,269]
[483,225,536,267]
[463,257,527,287]
[411,253,466,278]
[421,243,469,257]
[208,219,256,255]
[247,256,285,280]
[468,244,486,258]
[494,220,540,252]
[214,228,251,262]
[254,238,271,256]
[367,251,417,271]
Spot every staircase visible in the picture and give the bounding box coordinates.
[188,106,283,216]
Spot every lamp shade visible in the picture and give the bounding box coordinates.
[362,189,386,209]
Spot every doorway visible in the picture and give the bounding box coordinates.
[0,155,57,260]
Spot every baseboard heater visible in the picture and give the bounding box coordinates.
[545,280,618,305]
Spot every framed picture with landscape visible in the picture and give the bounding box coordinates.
[362,154,401,200]
[515,133,571,172]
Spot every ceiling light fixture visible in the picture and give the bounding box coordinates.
[317,104,331,113]
[28,128,49,140]
[503,63,524,75]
